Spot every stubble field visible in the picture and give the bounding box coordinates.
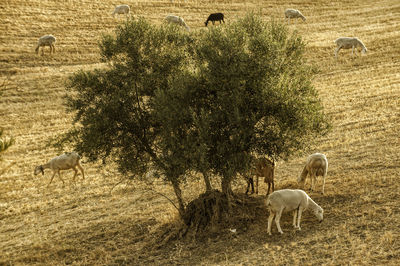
[1,0,400,264]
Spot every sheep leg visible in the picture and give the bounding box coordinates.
[297,208,303,230]
[313,176,317,191]
[48,171,57,186]
[313,175,319,192]
[72,167,78,183]
[292,209,298,228]
[267,212,275,235]
[322,175,325,195]
[266,182,270,195]
[275,210,284,234]
[310,174,315,191]
[57,170,65,185]
[255,176,259,194]
[245,177,253,194]
[272,180,274,193]
[334,46,341,57]
[77,162,85,179]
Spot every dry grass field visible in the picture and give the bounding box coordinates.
[1,0,400,264]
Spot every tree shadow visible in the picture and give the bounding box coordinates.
[12,191,357,265]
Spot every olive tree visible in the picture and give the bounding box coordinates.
[60,14,329,222]
[61,18,195,217]
[189,14,329,198]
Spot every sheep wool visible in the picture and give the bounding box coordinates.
[266,189,323,235]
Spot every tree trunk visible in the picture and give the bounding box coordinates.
[202,171,212,192]
[221,175,234,213]
[171,180,185,218]
[221,176,234,196]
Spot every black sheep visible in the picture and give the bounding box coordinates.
[205,13,225,26]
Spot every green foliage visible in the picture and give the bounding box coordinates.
[189,14,329,188]
[66,18,193,177]
[61,14,329,212]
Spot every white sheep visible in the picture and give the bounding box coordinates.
[112,5,130,17]
[34,152,85,186]
[298,153,328,194]
[266,189,323,235]
[35,35,56,55]
[245,157,276,195]
[334,37,367,57]
[284,9,306,24]
[165,15,190,31]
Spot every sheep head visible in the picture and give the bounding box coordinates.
[314,206,324,222]
[34,165,44,175]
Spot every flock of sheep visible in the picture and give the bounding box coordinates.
[33,150,327,236]
[35,6,367,58]
[243,153,327,235]
[33,4,368,236]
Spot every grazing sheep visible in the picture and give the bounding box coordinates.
[245,157,276,195]
[266,189,323,235]
[284,9,306,24]
[35,35,56,55]
[334,37,367,57]
[34,152,85,186]
[165,15,190,31]
[112,5,130,17]
[298,153,328,194]
[205,13,225,26]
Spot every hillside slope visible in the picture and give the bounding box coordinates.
[1,0,399,264]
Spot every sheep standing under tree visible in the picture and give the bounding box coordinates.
[35,35,56,55]
[298,153,328,194]
[245,157,276,195]
[266,189,323,235]
[334,37,367,57]
[34,152,85,186]
[284,9,306,24]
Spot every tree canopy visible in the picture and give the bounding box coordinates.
[60,14,329,221]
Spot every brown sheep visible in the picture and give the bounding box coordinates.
[245,157,276,195]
